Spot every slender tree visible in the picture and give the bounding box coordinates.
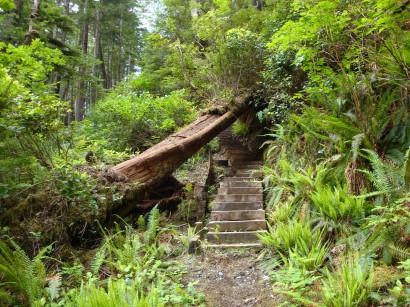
[24,0,41,44]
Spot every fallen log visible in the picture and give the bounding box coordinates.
[107,95,250,218]
[110,95,250,185]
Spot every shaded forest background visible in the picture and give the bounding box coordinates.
[0,0,410,305]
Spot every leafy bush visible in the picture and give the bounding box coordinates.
[53,167,105,211]
[83,89,197,152]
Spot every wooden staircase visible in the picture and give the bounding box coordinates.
[206,128,267,248]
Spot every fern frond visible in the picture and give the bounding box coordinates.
[404,148,410,191]
[145,205,160,243]
[48,273,61,301]
[0,238,48,305]
[361,149,402,191]
[90,244,107,276]
[386,241,410,261]
[385,148,405,166]
[352,133,364,163]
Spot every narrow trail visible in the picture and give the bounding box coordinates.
[184,249,280,306]
[182,127,280,306]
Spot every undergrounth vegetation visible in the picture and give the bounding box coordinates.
[1,0,410,305]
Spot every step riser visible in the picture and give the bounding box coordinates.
[233,170,262,175]
[230,157,255,163]
[208,220,266,231]
[228,172,261,178]
[220,181,262,187]
[218,187,263,195]
[207,231,265,243]
[227,153,253,158]
[224,149,252,153]
[222,177,258,182]
[231,165,262,170]
[216,194,263,202]
[211,210,265,221]
[237,161,263,165]
[213,202,263,211]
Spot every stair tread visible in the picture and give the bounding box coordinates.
[209,219,266,223]
[204,243,263,248]
[210,128,266,247]
[208,230,268,236]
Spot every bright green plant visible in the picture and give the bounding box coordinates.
[85,89,197,152]
[88,208,203,306]
[309,184,366,232]
[0,238,51,306]
[259,219,329,271]
[53,168,105,211]
[269,265,321,305]
[232,121,248,138]
[65,278,164,307]
[321,253,374,307]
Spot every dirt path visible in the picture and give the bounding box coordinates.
[183,248,281,307]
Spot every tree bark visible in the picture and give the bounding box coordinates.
[111,95,250,185]
[75,0,90,121]
[116,13,123,85]
[12,0,24,27]
[24,0,41,45]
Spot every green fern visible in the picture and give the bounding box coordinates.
[351,133,365,163]
[90,243,107,276]
[404,148,410,192]
[321,253,374,307]
[47,273,61,301]
[360,149,402,192]
[386,241,410,262]
[65,278,164,307]
[0,238,50,305]
[137,215,146,231]
[145,205,160,243]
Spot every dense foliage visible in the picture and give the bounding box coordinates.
[134,0,410,304]
[1,0,410,305]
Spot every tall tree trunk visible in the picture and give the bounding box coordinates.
[251,0,264,10]
[75,0,90,121]
[24,0,41,45]
[12,0,24,27]
[107,47,112,88]
[55,0,70,105]
[116,13,123,85]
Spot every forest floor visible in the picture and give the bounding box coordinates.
[183,248,282,306]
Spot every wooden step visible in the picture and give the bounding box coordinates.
[233,169,262,175]
[211,210,266,221]
[207,230,267,244]
[218,187,263,195]
[208,127,266,248]
[204,242,263,249]
[232,164,262,170]
[213,202,263,211]
[222,177,257,182]
[229,156,255,163]
[208,220,267,231]
[220,180,262,187]
[216,194,263,202]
